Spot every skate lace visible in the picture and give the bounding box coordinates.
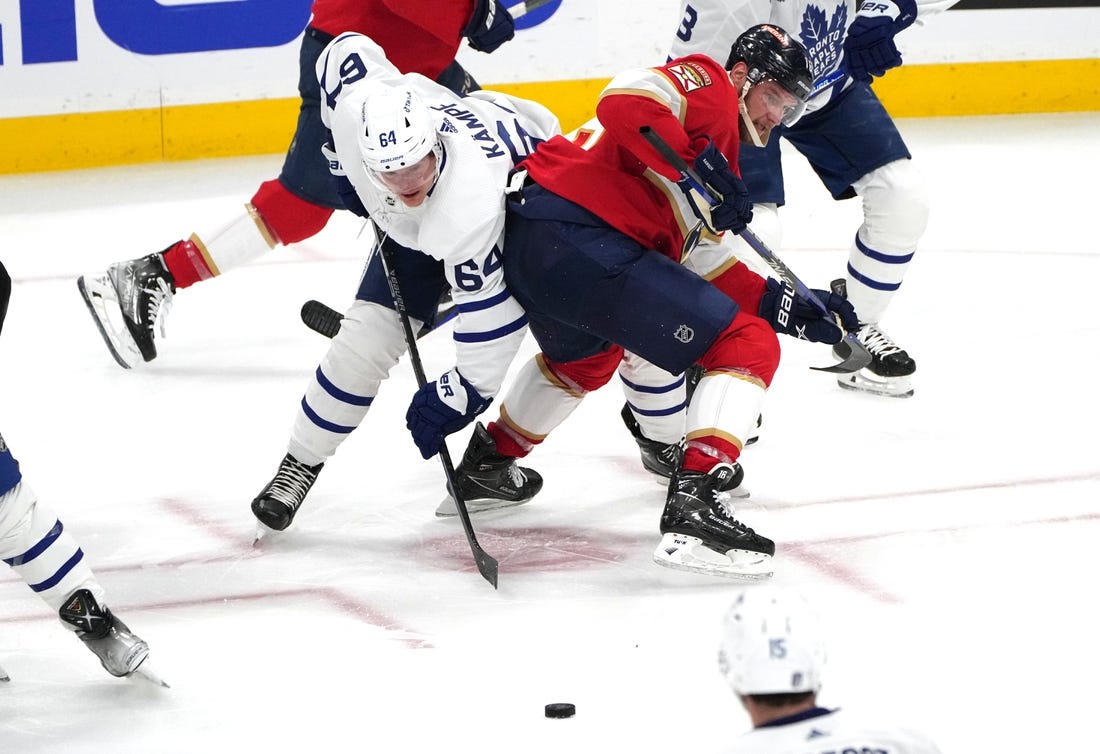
[267,461,317,508]
[859,325,903,358]
[505,462,526,488]
[144,277,173,337]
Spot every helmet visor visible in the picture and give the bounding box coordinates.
[756,78,807,127]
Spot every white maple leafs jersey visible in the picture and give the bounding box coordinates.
[668,0,958,115]
[721,708,942,754]
[316,33,561,397]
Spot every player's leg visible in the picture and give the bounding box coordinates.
[251,240,439,532]
[77,32,339,368]
[504,196,774,576]
[784,83,927,396]
[0,479,154,678]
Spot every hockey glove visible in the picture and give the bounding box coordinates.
[690,141,753,234]
[759,278,859,344]
[844,0,918,82]
[406,368,492,459]
[464,0,515,53]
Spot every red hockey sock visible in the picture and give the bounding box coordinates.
[161,238,212,290]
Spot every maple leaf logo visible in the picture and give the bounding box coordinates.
[799,3,849,80]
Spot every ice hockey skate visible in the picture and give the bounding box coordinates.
[653,463,774,579]
[828,280,915,398]
[435,423,543,517]
[59,588,167,686]
[620,404,749,496]
[834,323,916,398]
[77,251,176,369]
[251,453,324,537]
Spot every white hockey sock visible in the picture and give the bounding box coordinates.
[0,482,103,613]
[191,204,278,277]
[685,371,766,462]
[494,355,587,453]
[290,301,409,465]
[618,351,685,445]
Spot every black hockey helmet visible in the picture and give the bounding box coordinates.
[726,24,813,125]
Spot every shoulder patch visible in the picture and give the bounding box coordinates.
[666,62,713,93]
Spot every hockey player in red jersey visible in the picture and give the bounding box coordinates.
[464,25,858,578]
[76,0,516,369]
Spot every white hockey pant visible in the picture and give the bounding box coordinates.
[0,481,103,615]
[289,300,411,466]
[847,159,929,324]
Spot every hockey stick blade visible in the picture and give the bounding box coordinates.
[638,126,871,374]
[301,300,458,340]
[301,300,343,338]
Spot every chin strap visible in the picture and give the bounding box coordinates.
[739,80,765,148]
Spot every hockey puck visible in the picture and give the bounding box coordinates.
[544,702,575,719]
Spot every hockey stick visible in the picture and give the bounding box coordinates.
[375,231,499,588]
[509,0,556,19]
[639,126,871,374]
[300,299,457,340]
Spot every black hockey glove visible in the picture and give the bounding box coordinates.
[465,0,515,53]
[844,0,918,82]
[406,368,492,459]
[691,141,753,234]
[759,278,858,344]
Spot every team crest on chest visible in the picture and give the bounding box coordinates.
[667,62,712,93]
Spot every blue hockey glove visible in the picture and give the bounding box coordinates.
[464,0,515,53]
[406,368,492,459]
[844,0,918,82]
[690,141,753,234]
[759,278,859,344]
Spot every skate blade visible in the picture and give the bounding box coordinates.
[132,662,170,688]
[652,533,774,580]
[76,275,142,369]
[253,522,281,546]
[435,493,533,517]
[836,370,914,398]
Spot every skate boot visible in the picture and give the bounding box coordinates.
[653,464,774,579]
[435,422,543,517]
[251,453,324,532]
[59,589,155,680]
[77,250,177,368]
[620,404,749,495]
[829,279,915,398]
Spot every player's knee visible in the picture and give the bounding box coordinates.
[859,160,930,242]
[544,346,625,392]
[250,179,334,245]
[698,313,780,387]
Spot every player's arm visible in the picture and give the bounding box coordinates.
[594,61,718,183]
[405,214,528,460]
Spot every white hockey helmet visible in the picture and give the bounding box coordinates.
[357,83,440,175]
[717,586,826,696]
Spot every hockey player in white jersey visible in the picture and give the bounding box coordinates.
[717,586,941,753]
[250,33,562,532]
[670,0,958,398]
[0,260,163,684]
